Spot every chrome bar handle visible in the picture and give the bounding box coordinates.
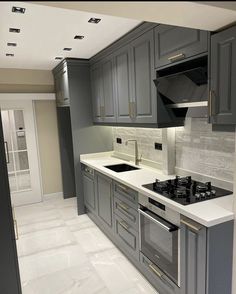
[118,220,129,230]
[117,183,128,192]
[148,263,163,278]
[118,202,130,212]
[180,218,203,232]
[168,53,185,62]
[4,141,10,164]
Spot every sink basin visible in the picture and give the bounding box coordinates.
[104,163,140,173]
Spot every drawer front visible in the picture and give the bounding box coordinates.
[114,197,138,231]
[140,253,179,294]
[114,214,139,261]
[114,182,138,208]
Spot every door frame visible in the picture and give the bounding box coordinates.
[0,93,55,206]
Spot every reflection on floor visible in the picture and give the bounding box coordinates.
[15,195,158,294]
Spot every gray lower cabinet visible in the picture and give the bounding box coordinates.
[96,172,113,233]
[210,25,236,125]
[154,24,208,68]
[180,216,233,294]
[180,217,207,294]
[82,167,97,215]
[140,253,179,294]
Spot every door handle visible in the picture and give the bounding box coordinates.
[12,206,19,240]
[118,202,130,212]
[118,220,129,230]
[148,263,163,278]
[180,218,203,232]
[4,141,10,164]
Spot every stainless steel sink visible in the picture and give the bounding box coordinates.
[104,163,140,173]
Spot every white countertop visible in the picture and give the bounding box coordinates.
[80,152,235,227]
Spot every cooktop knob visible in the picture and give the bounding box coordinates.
[200,192,206,198]
[195,193,200,200]
[206,191,211,197]
[211,189,216,196]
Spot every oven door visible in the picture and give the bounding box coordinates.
[139,206,179,285]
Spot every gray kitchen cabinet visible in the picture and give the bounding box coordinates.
[82,166,97,215]
[140,253,179,294]
[130,30,157,123]
[91,64,103,122]
[210,25,236,125]
[96,172,113,233]
[55,67,70,107]
[91,57,116,123]
[113,45,133,123]
[180,217,207,294]
[180,216,233,294]
[154,24,208,68]
[114,214,139,261]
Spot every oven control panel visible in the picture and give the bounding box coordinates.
[139,193,180,226]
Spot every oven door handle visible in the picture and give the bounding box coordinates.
[138,208,178,232]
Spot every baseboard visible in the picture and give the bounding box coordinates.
[43,192,63,201]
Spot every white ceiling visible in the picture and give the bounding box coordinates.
[0,2,140,70]
[1,1,236,70]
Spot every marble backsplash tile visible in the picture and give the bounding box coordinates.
[112,118,235,183]
[112,127,163,164]
[175,118,235,182]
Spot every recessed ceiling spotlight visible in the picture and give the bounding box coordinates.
[88,17,101,24]
[7,42,17,47]
[9,28,20,33]
[63,48,72,51]
[55,57,63,60]
[74,35,84,40]
[12,6,26,14]
[6,53,14,57]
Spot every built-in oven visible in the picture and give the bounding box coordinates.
[139,194,180,286]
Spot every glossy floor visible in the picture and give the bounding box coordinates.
[15,195,158,294]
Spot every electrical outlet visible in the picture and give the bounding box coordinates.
[116,137,122,144]
[155,142,162,150]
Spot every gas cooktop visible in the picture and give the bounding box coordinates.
[142,176,233,206]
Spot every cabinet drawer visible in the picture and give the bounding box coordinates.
[114,197,138,231]
[140,253,179,294]
[114,182,138,208]
[114,214,139,261]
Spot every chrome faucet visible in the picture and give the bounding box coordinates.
[125,139,142,166]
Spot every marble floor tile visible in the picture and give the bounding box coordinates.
[22,265,110,294]
[74,226,115,253]
[16,195,157,294]
[65,214,96,232]
[19,244,88,283]
[17,226,77,257]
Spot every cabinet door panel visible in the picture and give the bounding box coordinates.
[131,30,157,123]
[91,65,103,122]
[55,69,70,107]
[83,173,96,214]
[102,59,116,122]
[114,46,132,123]
[155,25,208,68]
[210,26,236,124]
[180,218,207,294]
[96,173,113,231]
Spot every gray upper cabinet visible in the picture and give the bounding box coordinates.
[154,24,208,68]
[96,172,113,233]
[101,58,116,123]
[210,25,236,125]
[91,64,103,122]
[55,67,70,107]
[91,58,116,123]
[113,45,133,123]
[130,30,157,123]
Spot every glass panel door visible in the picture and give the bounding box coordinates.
[2,110,31,193]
